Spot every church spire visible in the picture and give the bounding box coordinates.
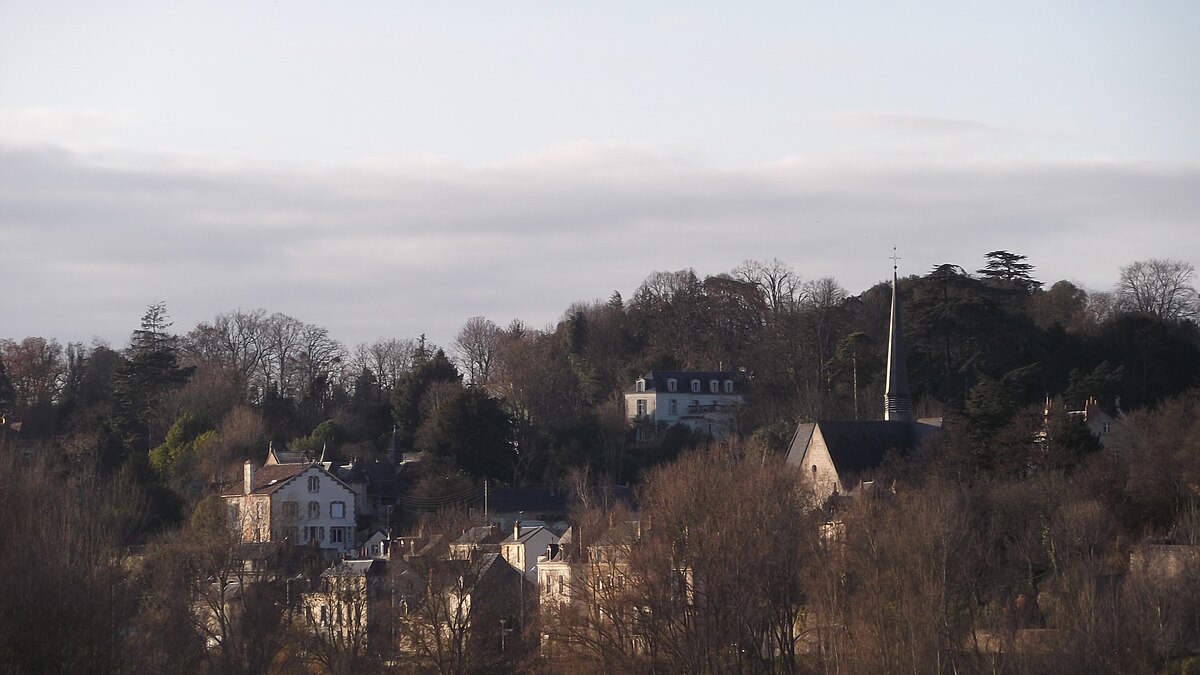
[884,249,913,422]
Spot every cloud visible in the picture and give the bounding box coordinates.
[0,107,134,147]
[1,142,1197,350]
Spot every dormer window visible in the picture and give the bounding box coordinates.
[636,379,646,392]
[709,380,719,393]
[667,378,677,392]
[690,379,701,393]
[723,380,734,394]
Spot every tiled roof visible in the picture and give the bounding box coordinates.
[251,463,309,493]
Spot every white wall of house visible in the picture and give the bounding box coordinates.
[502,527,560,580]
[799,428,844,503]
[625,375,743,440]
[537,558,577,610]
[271,467,358,553]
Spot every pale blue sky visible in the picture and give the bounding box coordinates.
[2,1,1198,348]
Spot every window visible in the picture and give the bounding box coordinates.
[724,380,734,393]
[330,501,346,519]
[709,379,719,393]
[284,526,298,542]
[669,399,677,415]
[308,501,320,519]
[1102,422,1112,433]
[690,379,701,393]
[636,399,647,417]
[331,527,345,543]
[308,476,320,493]
[282,501,298,519]
[667,378,677,392]
[636,379,645,392]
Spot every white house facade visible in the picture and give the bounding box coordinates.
[223,458,359,554]
[624,370,743,440]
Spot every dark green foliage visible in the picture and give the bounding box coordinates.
[965,363,1043,434]
[111,303,195,463]
[1095,313,1200,409]
[287,418,345,459]
[977,249,1043,292]
[391,347,461,452]
[416,386,515,481]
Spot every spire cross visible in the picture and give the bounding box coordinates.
[890,246,901,271]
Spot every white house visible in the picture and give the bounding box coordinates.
[624,370,743,441]
[501,523,561,581]
[222,456,359,554]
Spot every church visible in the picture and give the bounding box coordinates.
[786,263,941,502]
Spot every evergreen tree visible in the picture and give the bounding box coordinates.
[391,348,461,451]
[977,250,1043,292]
[111,303,195,464]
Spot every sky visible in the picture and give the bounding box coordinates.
[2,1,1199,350]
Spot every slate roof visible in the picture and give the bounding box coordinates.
[485,488,568,516]
[322,559,388,577]
[453,525,504,548]
[628,369,739,391]
[787,419,942,478]
[502,525,561,545]
[628,370,742,394]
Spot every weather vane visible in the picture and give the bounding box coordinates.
[890,246,901,271]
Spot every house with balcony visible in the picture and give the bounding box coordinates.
[623,370,743,441]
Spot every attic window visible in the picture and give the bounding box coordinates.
[667,378,677,392]
[636,380,646,392]
[308,476,320,493]
[709,379,719,393]
[690,379,701,393]
[723,380,734,394]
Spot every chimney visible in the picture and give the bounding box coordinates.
[244,461,255,495]
[513,520,521,540]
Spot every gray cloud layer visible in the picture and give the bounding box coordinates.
[2,143,1197,349]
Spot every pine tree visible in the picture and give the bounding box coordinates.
[111,303,195,461]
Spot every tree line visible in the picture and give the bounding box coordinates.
[1,251,1199,672]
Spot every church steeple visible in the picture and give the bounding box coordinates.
[884,250,913,422]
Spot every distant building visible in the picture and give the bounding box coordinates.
[302,559,390,653]
[222,453,359,554]
[787,264,941,503]
[624,370,743,441]
[500,522,563,580]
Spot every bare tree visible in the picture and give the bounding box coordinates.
[453,316,502,386]
[352,338,417,393]
[1115,258,1199,321]
[733,258,801,316]
[0,336,65,410]
[183,309,269,391]
[392,512,529,674]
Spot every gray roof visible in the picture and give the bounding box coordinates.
[787,420,929,476]
[322,559,387,577]
[629,370,742,394]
